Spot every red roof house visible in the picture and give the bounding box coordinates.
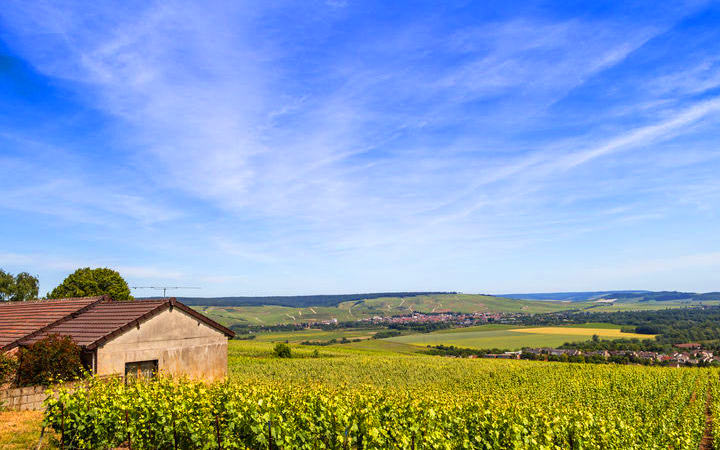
[0,297,234,381]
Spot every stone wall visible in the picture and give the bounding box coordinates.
[0,384,47,411]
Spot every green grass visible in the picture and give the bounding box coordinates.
[195,295,720,328]
[251,328,382,343]
[196,294,589,326]
[231,323,654,355]
[192,304,355,327]
[585,300,720,312]
[385,324,653,350]
[347,294,588,315]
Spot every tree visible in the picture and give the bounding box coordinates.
[48,267,132,300]
[17,335,83,386]
[11,272,39,301]
[0,270,13,301]
[0,269,39,302]
[273,343,292,358]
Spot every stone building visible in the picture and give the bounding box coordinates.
[0,296,234,381]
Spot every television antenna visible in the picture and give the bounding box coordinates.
[131,286,201,298]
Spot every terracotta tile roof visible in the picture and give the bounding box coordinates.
[1,297,234,351]
[21,299,169,347]
[0,296,106,350]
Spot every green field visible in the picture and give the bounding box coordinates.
[585,299,720,312]
[193,294,720,327]
[385,323,653,350]
[251,328,382,343]
[245,322,652,352]
[194,294,590,327]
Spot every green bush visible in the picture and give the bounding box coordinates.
[17,335,83,386]
[372,330,402,339]
[273,343,292,358]
[0,351,18,385]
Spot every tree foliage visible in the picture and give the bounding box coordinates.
[0,269,39,302]
[17,335,83,386]
[0,352,19,386]
[48,267,132,300]
[273,343,292,358]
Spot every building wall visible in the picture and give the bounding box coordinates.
[95,307,228,381]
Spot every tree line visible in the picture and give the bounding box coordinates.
[0,267,132,302]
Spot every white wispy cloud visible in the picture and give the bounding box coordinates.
[1,2,719,293]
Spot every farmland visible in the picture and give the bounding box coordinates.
[193,294,589,327]
[249,323,653,351]
[44,340,715,449]
[194,293,720,328]
[384,323,652,350]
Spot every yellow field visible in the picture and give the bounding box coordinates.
[510,327,653,339]
[388,324,655,349]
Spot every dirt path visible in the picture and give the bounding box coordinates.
[700,388,713,450]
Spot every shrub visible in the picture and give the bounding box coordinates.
[17,335,83,386]
[273,343,292,358]
[0,351,18,385]
[372,330,402,339]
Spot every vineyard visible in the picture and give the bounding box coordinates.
[44,343,719,449]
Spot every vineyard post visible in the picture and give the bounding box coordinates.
[343,427,349,450]
[125,409,132,450]
[215,415,222,450]
[172,410,177,450]
[60,402,64,450]
[411,433,415,450]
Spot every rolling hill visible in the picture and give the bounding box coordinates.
[175,292,454,307]
[501,290,720,302]
[191,293,586,328]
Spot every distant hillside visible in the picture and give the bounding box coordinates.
[502,291,720,302]
[176,292,455,308]
[501,291,649,301]
[191,293,582,328]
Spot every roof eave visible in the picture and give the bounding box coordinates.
[2,295,111,352]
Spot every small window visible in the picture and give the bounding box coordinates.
[125,360,158,381]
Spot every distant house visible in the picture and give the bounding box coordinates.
[0,296,234,381]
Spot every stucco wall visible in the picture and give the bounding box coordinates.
[96,307,228,381]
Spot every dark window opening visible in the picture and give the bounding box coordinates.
[125,360,158,381]
[80,351,95,374]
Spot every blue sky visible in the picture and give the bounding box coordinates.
[1,1,720,297]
